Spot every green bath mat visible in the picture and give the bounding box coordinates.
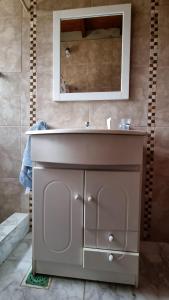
[21,267,52,289]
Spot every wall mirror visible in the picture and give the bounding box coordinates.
[53,4,131,101]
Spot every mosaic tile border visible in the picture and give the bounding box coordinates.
[30,0,37,127]
[29,0,37,227]
[143,0,159,239]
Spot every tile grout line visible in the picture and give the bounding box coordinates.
[83,280,86,300]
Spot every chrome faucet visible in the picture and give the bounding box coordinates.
[85,121,90,128]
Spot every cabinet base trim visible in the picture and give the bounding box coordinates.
[34,260,139,287]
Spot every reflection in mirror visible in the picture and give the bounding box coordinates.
[60,15,122,93]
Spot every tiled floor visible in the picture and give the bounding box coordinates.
[0,233,169,299]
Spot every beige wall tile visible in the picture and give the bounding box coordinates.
[37,14,53,44]
[0,17,21,72]
[160,0,169,5]
[37,72,53,101]
[131,0,151,15]
[21,126,29,158]
[158,4,169,81]
[21,72,30,126]
[89,97,147,129]
[156,101,169,127]
[92,0,150,11]
[37,0,73,10]
[71,0,91,8]
[0,96,20,126]
[20,191,29,214]
[37,15,53,73]
[159,4,169,28]
[0,0,22,17]
[21,94,30,127]
[131,11,150,38]
[91,0,111,5]
[157,68,169,100]
[37,99,89,128]
[0,179,22,222]
[156,67,169,126]
[22,18,30,73]
[156,5,169,127]
[151,127,169,242]
[91,0,128,6]
[131,36,149,67]
[0,0,29,220]
[158,25,169,68]
[0,73,21,98]
[129,66,149,101]
[37,42,53,73]
[0,127,21,178]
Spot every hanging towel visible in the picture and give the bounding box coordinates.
[19,120,48,193]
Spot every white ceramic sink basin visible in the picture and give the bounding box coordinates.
[28,128,147,166]
[26,128,146,136]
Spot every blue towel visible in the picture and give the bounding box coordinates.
[19,120,48,193]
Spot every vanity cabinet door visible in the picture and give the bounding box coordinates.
[33,168,84,266]
[84,171,141,250]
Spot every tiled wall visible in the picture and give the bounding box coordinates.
[0,0,169,241]
[36,0,149,129]
[151,0,169,241]
[0,0,30,222]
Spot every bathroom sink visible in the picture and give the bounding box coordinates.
[27,128,146,167]
[26,128,146,136]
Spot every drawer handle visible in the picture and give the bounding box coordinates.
[74,194,81,201]
[108,234,114,242]
[108,254,114,262]
[87,195,93,202]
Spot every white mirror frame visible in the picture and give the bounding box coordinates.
[53,4,131,101]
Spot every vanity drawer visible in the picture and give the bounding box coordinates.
[83,248,139,274]
[98,231,139,252]
[85,230,139,252]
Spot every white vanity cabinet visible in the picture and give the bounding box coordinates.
[33,168,84,266]
[29,129,146,286]
[84,170,141,252]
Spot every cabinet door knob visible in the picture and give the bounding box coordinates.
[74,194,81,201]
[108,234,114,242]
[108,254,114,262]
[87,195,93,202]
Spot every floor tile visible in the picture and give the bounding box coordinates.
[23,232,32,240]
[51,277,84,299]
[1,236,169,299]
[0,282,26,300]
[0,259,31,294]
[22,283,84,300]
[84,281,135,300]
[8,239,32,262]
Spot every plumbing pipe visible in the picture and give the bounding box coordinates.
[19,0,30,14]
